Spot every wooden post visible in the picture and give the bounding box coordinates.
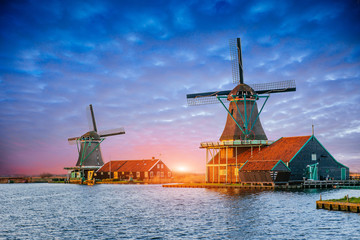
[212,148,215,183]
[226,146,228,183]
[206,148,208,183]
[236,146,238,183]
[218,148,220,183]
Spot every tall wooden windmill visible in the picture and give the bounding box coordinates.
[65,104,125,181]
[187,38,296,141]
[187,38,297,183]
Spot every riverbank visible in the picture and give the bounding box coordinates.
[162,183,302,189]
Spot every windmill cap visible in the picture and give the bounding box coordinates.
[81,131,100,140]
[227,84,256,100]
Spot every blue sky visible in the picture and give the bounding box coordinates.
[1,0,359,175]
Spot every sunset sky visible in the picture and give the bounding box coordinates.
[1,0,359,176]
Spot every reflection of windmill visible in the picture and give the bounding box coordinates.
[187,38,296,140]
[65,104,125,181]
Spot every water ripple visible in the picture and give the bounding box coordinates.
[1,184,360,239]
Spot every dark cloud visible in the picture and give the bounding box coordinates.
[0,0,359,175]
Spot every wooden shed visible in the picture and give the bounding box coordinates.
[95,158,172,182]
[239,160,291,184]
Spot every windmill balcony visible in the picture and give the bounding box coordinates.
[200,140,274,148]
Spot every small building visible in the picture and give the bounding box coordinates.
[239,160,291,185]
[249,135,349,182]
[205,135,349,183]
[95,158,172,182]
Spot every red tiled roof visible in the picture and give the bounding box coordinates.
[97,159,160,172]
[240,160,280,171]
[207,136,311,164]
[250,136,311,162]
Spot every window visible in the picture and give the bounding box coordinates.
[161,172,164,177]
[136,172,140,178]
[220,170,227,175]
[150,171,153,177]
[94,173,97,176]
[101,172,103,175]
[168,172,171,177]
[157,164,160,169]
[312,154,317,161]
[145,172,149,178]
[157,172,161,177]
[234,168,239,176]
[161,164,164,169]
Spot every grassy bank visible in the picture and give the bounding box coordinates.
[327,196,360,203]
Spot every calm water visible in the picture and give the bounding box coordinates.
[1,184,360,239]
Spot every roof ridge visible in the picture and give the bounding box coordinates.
[107,159,158,162]
[281,135,311,139]
[248,159,280,161]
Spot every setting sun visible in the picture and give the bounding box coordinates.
[176,166,188,172]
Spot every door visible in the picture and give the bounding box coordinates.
[341,168,346,180]
[306,164,318,180]
[87,171,94,180]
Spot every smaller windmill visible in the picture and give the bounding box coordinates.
[187,38,296,141]
[65,104,125,180]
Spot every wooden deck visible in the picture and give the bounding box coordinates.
[303,180,360,188]
[163,183,276,189]
[316,200,360,213]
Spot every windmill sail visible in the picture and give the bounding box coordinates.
[99,128,125,137]
[229,38,244,84]
[86,104,98,132]
[250,80,296,94]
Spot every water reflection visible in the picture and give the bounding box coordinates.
[0,184,359,239]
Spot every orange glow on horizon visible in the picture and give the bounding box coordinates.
[175,166,189,173]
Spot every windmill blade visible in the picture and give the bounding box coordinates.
[250,80,296,95]
[99,127,125,137]
[68,136,80,145]
[229,38,244,84]
[86,104,98,132]
[186,90,231,106]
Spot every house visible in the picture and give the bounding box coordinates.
[95,158,172,182]
[205,135,349,183]
[249,135,349,182]
[239,160,291,185]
